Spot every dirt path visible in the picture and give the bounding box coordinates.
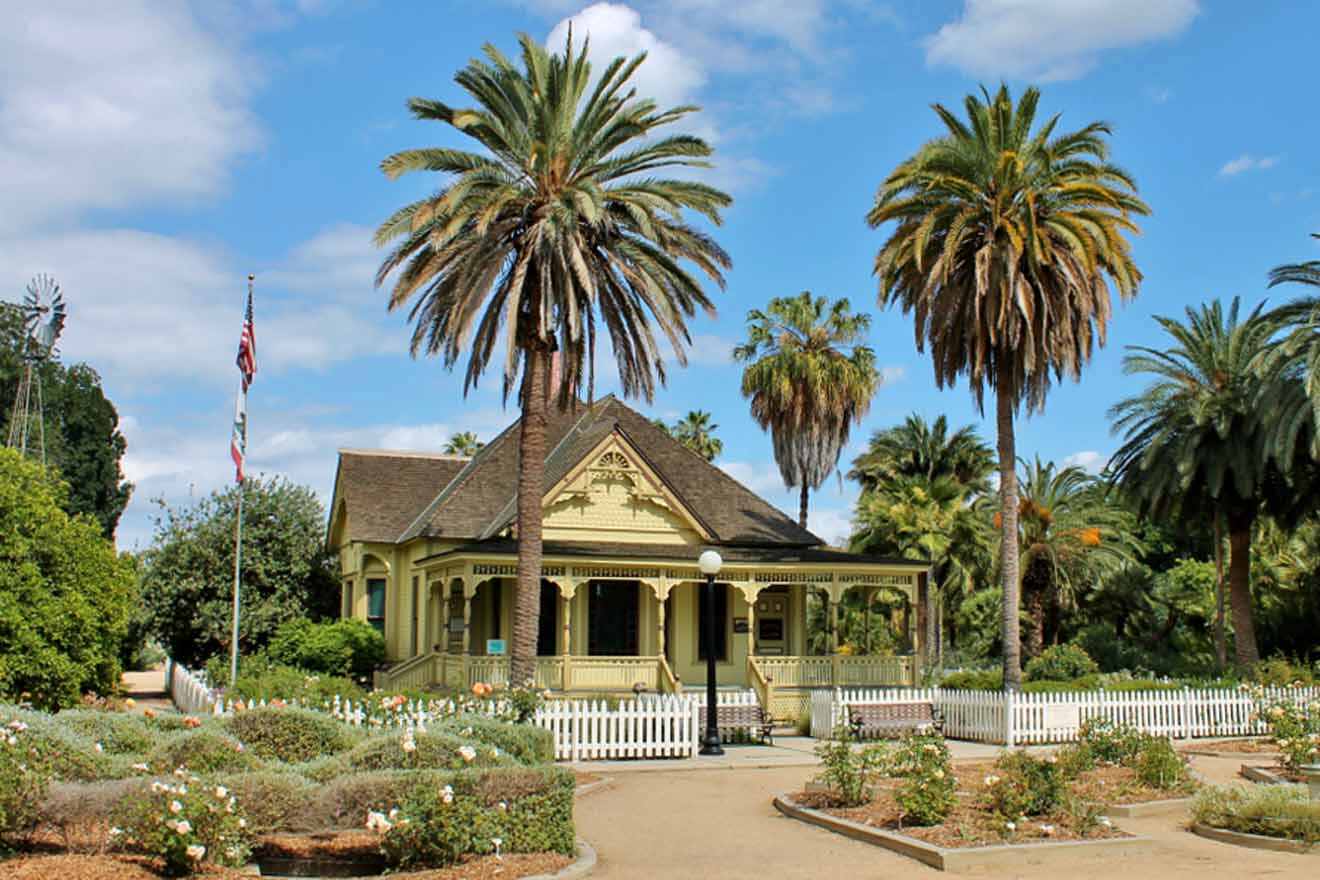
[575,758,1316,879]
[120,666,173,712]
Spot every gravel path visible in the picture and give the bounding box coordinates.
[575,757,1317,879]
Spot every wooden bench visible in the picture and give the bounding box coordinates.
[698,703,775,745]
[847,702,942,740]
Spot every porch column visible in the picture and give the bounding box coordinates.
[738,584,764,656]
[437,580,451,652]
[646,578,672,658]
[552,579,578,690]
[915,572,929,679]
[460,578,477,655]
[826,581,844,686]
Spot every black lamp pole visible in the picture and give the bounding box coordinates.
[700,570,724,755]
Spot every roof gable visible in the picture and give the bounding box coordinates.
[330,449,469,545]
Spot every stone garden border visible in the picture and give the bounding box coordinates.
[242,840,597,879]
[1102,797,1194,819]
[772,793,1150,872]
[1240,764,1291,785]
[1190,823,1317,855]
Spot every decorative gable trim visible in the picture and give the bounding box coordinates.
[537,431,713,543]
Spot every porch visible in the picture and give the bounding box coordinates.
[373,546,930,717]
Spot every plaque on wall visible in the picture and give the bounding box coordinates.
[732,617,749,633]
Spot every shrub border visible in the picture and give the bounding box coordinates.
[772,793,1150,872]
[1190,823,1318,855]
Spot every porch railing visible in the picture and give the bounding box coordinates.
[380,653,663,693]
[751,654,915,688]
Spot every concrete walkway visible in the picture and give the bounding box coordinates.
[575,756,1317,879]
[120,666,173,711]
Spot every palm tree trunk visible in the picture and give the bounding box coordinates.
[996,382,1023,690]
[1022,567,1046,660]
[1213,514,1226,672]
[798,483,810,530]
[510,348,549,687]
[1226,512,1259,667]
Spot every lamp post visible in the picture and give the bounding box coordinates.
[698,549,724,756]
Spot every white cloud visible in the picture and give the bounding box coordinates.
[1219,154,1280,177]
[1062,450,1107,474]
[881,365,907,384]
[924,0,1200,81]
[0,227,403,393]
[720,460,786,496]
[547,4,707,112]
[0,1,260,233]
[808,507,851,547]
[1145,86,1174,104]
[685,334,735,366]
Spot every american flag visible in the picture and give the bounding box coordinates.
[236,279,257,390]
[231,276,256,483]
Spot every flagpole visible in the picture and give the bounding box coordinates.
[229,273,255,686]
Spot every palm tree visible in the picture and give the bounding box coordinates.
[670,410,722,462]
[443,431,484,457]
[850,413,994,497]
[851,473,992,664]
[733,292,879,528]
[1108,299,1306,666]
[867,84,1148,688]
[1264,233,1320,439]
[1014,457,1139,656]
[375,34,732,684]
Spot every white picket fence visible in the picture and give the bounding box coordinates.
[166,659,221,715]
[812,685,1320,745]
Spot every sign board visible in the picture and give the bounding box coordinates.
[486,639,507,656]
[732,617,749,634]
[1043,703,1080,730]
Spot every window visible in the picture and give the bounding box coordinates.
[588,581,638,656]
[342,580,353,619]
[410,577,419,656]
[698,582,728,662]
[537,580,559,656]
[367,578,386,634]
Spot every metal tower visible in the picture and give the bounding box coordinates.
[6,274,66,466]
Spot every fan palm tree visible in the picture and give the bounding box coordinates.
[1014,457,1140,656]
[733,292,879,528]
[670,410,722,462]
[850,413,994,497]
[443,431,484,457]
[1108,299,1307,666]
[375,33,732,683]
[867,84,1148,688]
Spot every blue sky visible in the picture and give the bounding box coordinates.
[4,0,1317,549]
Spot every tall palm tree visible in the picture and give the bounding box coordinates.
[867,84,1148,689]
[670,410,722,462]
[733,292,879,528]
[1014,457,1140,656]
[443,431,484,457]
[850,413,994,497]
[1108,299,1305,666]
[1264,233,1320,439]
[375,34,732,684]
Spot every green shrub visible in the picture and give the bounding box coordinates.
[226,662,365,706]
[812,724,890,806]
[146,730,261,775]
[376,767,575,869]
[939,668,1002,691]
[1250,657,1317,687]
[982,751,1065,818]
[889,732,956,826]
[339,730,515,775]
[1,717,52,837]
[56,710,154,755]
[114,772,253,875]
[1025,644,1100,682]
[1054,742,1096,779]
[213,770,316,834]
[1253,692,1320,772]
[222,707,358,763]
[1134,736,1189,790]
[0,709,119,782]
[1192,784,1320,844]
[267,619,385,681]
[1077,718,1144,766]
[438,715,554,766]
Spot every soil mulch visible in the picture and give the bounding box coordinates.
[2,852,575,880]
[793,761,1186,848]
[1180,738,1279,755]
[574,770,601,787]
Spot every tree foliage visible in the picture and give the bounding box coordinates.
[139,476,338,669]
[668,410,722,461]
[734,291,878,527]
[443,431,484,457]
[0,307,132,538]
[0,449,136,708]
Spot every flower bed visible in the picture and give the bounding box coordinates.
[1191,784,1320,850]
[1,683,575,878]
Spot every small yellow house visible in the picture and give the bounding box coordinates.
[328,396,930,718]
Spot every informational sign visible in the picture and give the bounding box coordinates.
[486,639,507,656]
[732,617,749,634]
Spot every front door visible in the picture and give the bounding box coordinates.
[587,580,639,656]
[755,588,789,655]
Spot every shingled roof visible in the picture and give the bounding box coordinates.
[330,450,469,544]
[394,395,823,547]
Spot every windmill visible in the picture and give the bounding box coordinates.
[6,274,66,466]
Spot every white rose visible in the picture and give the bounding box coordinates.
[186,844,206,861]
[214,786,228,799]
[169,800,183,815]
[174,820,192,835]
[459,746,477,762]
